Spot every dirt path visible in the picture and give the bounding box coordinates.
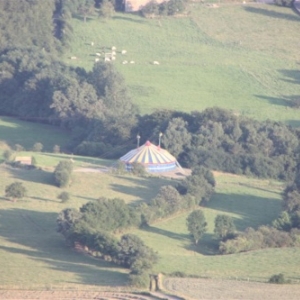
[0,290,159,300]
[163,277,300,300]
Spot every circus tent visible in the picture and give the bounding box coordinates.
[119,141,178,172]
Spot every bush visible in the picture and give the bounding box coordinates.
[5,182,27,202]
[3,149,14,162]
[131,162,146,176]
[53,160,73,187]
[141,1,159,16]
[58,191,70,203]
[98,0,115,18]
[128,272,149,288]
[275,0,293,7]
[53,145,60,153]
[14,144,24,151]
[31,156,37,166]
[32,142,43,152]
[112,160,126,175]
[269,273,289,284]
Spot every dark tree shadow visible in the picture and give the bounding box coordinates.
[278,69,300,84]
[207,193,281,231]
[112,15,145,23]
[286,119,300,127]
[184,233,219,256]
[30,196,57,203]
[244,6,300,22]
[6,167,54,185]
[254,94,289,107]
[0,208,127,286]
[110,175,176,204]
[142,225,189,241]
[43,153,112,167]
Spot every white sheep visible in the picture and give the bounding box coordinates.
[112,51,116,56]
[122,60,128,64]
[121,50,127,55]
[112,46,116,51]
[105,57,111,62]
[111,56,116,61]
[95,58,100,62]
[130,61,135,64]
[70,56,77,60]
[153,61,160,65]
[95,53,101,56]
[91,42,94,46]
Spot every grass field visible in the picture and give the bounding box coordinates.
[0,117,70,152]
[1,159,299,287]
[64,3,300,125]
[1,3,300,293]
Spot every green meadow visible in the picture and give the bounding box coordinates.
[0,116,70,152]
[64,3,300,125]
[1,2,300,290]
[1,156,299,286]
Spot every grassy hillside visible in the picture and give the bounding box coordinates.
[1,161,298,287]
[133,174,300,281]
[0,117,70,152]
[64,3,300,125]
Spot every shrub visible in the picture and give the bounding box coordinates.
[98,0,115,18]
[128,272,149,288]
[5,182,27,202]
[3,149,14,162]
[269,273,288,284]
[53,145,60,153]
[275,0,293,7]
[112,160,126,175]
[58,191,70,203]
[131,162,146,176]
[14,144,24,151]
[31,156,37,166]
[141,1,159,16]
[32,142,43,152]
[53,160,73,187]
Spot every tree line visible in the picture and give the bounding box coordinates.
[56,166,216,285]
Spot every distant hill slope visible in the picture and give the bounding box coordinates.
[63,3,300,125]
[0,116,70,152]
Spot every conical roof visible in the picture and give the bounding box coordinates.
[119,141,177,172]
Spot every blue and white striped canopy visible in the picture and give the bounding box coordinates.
[119,141,177,172]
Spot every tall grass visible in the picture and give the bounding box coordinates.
[63,3,300,125]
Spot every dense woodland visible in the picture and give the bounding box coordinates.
[1,0,300,282]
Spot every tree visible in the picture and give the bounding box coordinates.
[32,142,43,152]
[53,160,73,187]
[214,215,236,240]
[77,0,95,22]
[58,191,70,203]
[118,234,158,272]
[5,182,27,202]
[98,0,115,19]
[3,149,14,162]
[162,117,191,157]
[57,208,82,239]
[186,210,207,245]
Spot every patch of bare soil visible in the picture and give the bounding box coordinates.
[0,290,158,300]
[163,277,300,300]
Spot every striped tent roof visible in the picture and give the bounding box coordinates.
[120,141,177,167]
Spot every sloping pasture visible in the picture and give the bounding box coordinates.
[0,117,70,152]
[64,3,300,124]
[133,173,300,281]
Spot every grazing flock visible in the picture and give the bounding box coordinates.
[70,43,160,65]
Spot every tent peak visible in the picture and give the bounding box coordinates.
[145,140,151,146]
